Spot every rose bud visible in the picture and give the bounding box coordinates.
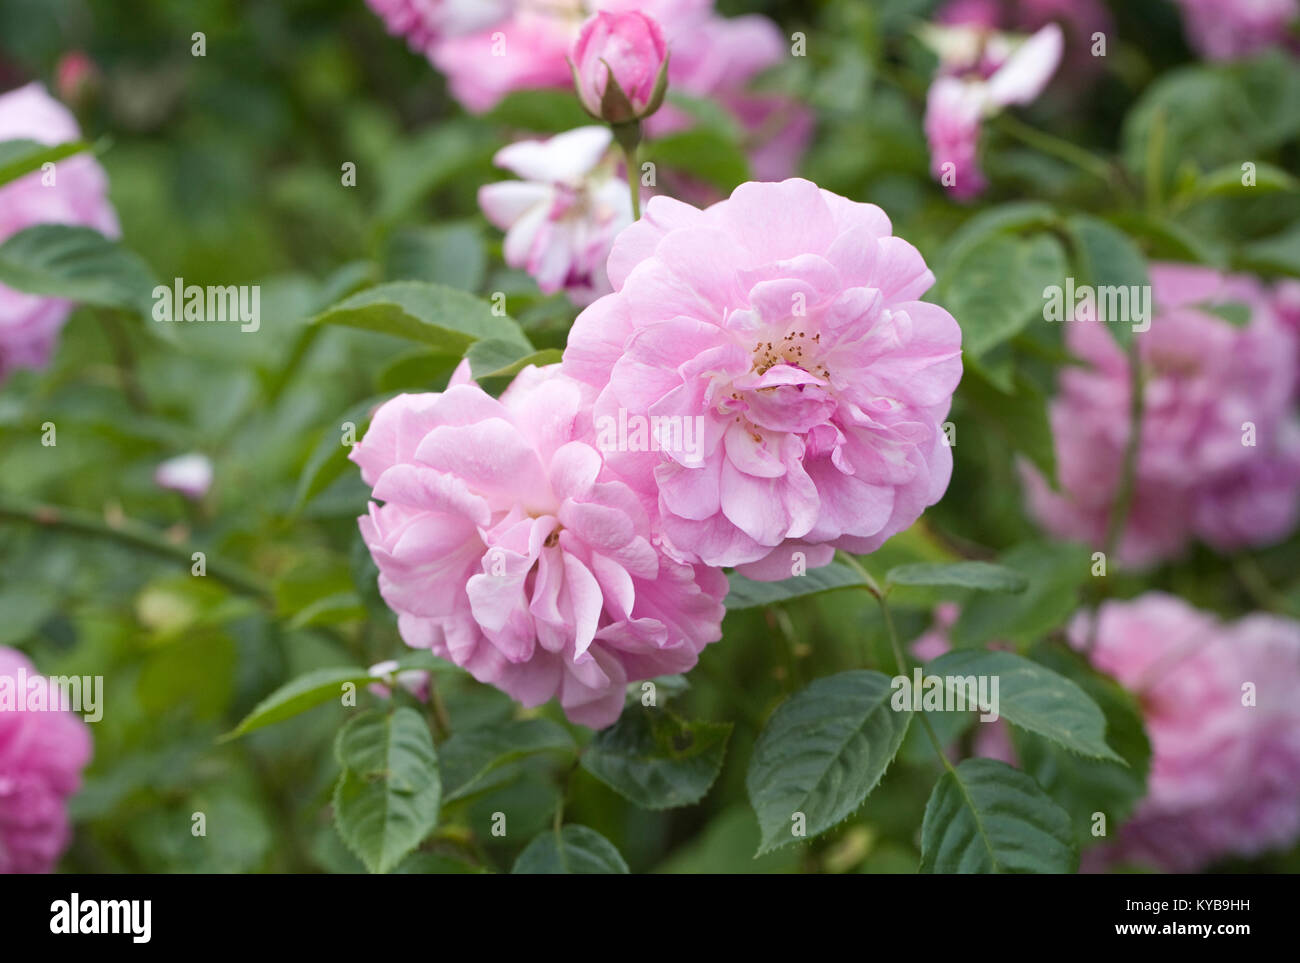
[570,11,669,126]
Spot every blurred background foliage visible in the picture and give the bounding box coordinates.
[1,0,1298,872]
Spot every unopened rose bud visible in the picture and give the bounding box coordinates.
[570,11,669,126]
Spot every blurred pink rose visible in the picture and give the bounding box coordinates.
[1172,0,1299,60]
[154,453,214,500]
[478,126,633,306]
[1022,263,1300,567]
[55,51,100,105]
[0,83,119,382]
[921,22,1063,200]
[571,11,668,123]
[366,660,431,702]
[0,647,93,874]
[562,178,962,577]
[1074,594,1300,872]
[937,0,1113,78]
[350,362,727,728]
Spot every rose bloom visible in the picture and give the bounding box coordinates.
[1074,594,1300,872]
[562,178,962,579]
[1022,263,1300,567]
[571,11,668,122]
[0,647,93,873]
[921,22,1063,200]
[0,83,120,382]
[349,362,727,728]
[478,126,633,306]
[1172,0,1299,60]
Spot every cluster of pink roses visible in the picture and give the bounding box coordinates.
[1023,264,1300,568]
[368,1,811,305]
[352,177,963,727]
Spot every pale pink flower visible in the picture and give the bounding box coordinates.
[562,178,962,577]
[937,0,1113,78]
[478,126,633,306]
[0,83,119,382]
[350,363,727,729]
[364,0,515,56]
[0,647,93,873]
[1172,0,1299,60]
[1022,263,1300,567]
[366,660,431,702]
[1074,594,1300,872]
[154,453,214,500]
[921,22,1063,199]
[571,11,668,123]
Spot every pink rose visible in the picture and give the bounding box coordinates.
[562,178,962,578]
[937,0,1114,79]
[477,126,633,306]
[1172,0,1299,60]
[1074,594,1300,872]
[1022,263,1300,567]
[571,11,669,124]
[921,23,1063,199]
[349,363,727,729]
[0,83,119,382]
[0,647,93,873]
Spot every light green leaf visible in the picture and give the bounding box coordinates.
[646,127,750,192]
[886,561,1028,593]
[465,338,562,380]
[725,561,867,610]
[0,139,89,187]
[224,666,374,739]
[924,649,1122,761]
[582,708,732,810]
[292,395,387,512]
[1064,215,1151,348]
[512,825,629,874]
[0,224,156,317]
[333,708,441,874]
[746,671,911,854]
[920,758,1077,873]
[950,541,1092,649]
[312,281,530,352]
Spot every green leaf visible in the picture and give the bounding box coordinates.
[725,561,867,610]
[938,232,1067,357]
[312,280,530,352]
[1180,161,1298,204]
[512,825,629,874]
[920,758,1077,873]
[440,719,576,803]
[287,591,365,629]
[1012,643,1152,845]
[959,365,1056,485]
[646,127,750,193]
[0,139,89,187]
[581,708,732,809]
[950,541,1092,649]
[0,224,156,317]
[465,338,562,380]
[224,666,374,739]
[936,201,1059,272]
[378,122,496,223]
[923,649,1122,761]
[746,671,912,854]
[1063,215,1151,348]
[333,708,441,874]
[886,561,1028,593]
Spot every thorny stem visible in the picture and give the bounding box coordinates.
[1088,335,1145,650]
[0,495,270,601]
[837,552,956,773]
